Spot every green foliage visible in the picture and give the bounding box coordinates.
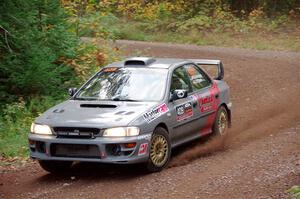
[79,1,298,51]
[0,1,122,158]
[0,0,79,104]
[288,185,300,199]
[156,3,172,21]
[76,12,121,39]
[0,96,63,157]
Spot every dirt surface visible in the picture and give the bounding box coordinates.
[1,40,300,199]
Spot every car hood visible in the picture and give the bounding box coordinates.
[35,100,158,128]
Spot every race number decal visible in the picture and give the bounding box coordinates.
[138,143,148,156]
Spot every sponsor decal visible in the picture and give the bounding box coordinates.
[200,82,221,135]
[196,94,214,113]
[143,103,169,123]
[187,95,197,101]
[137,134,152,141]
[176,102,193,121]
[200,95,213,105]
[200,105,212,112]
[138,143,148,156]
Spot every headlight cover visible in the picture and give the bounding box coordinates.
[103,127,140,137]
[30,123,52,135]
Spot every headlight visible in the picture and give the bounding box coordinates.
[103,127,140,137]
[30,123,52,135]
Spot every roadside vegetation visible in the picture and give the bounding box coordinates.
[0,0,121,159]
[70,0,300,51]
[0,0,299,159]
[288,185,300,199]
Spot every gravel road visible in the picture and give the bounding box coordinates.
[1,40,300,199]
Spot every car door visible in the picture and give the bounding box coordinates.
[184,64,219,136]
[168,65,201,146]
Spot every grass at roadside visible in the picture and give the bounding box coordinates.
[112,20,300,52]
[75,12,299,52]
[288,185,300,198]
[0,96,64,158]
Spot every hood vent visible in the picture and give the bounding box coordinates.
[124,57,156,66]
[80,104,117,108]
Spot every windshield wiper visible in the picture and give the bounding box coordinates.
[111,96,140,102]
[73,97,98,101]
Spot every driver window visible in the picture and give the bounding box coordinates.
[170,66,192,93]
[185,65,211,91]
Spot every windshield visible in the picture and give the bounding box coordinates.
[75,67,168,102]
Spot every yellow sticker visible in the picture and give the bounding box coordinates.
[103,67,119,72]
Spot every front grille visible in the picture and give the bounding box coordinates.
[50,144,100,159]
[53,127,100,139]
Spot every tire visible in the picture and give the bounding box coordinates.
[38,160,73,174]
[212,106,229,136]
[146,127,171,172]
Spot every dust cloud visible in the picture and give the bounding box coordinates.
[169,133,230,167]
[168,101,300,168]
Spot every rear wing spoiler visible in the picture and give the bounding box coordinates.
[188,59,224,80]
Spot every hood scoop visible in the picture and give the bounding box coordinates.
[124,57,156,66]
[80,104,117,108]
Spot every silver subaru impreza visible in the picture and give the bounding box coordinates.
[29,57,231,173]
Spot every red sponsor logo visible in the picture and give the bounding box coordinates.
[157,103,168,113]
[200,105,212,112]
[200,95,213,105]
[200,82,221,135]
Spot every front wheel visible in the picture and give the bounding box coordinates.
[212,106,229,136]
[38,160,73,174]
[146,127,171,172]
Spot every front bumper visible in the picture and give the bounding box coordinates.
[28,133,152,164]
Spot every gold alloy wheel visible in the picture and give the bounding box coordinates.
[218,110,228,135]
[150,134,169,167]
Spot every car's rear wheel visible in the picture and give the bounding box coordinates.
[146,127,171,172]
[213,106,229,136]
[38,160,73,174]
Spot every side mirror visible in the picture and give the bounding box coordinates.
[214,62,224,80]
[68,87,77,96]
[170,89,188,101]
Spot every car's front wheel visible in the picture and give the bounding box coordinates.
[212,106,229,136]
[38,160,73,174]
[146,127,171,172]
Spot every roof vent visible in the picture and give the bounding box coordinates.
[124,57,156,66]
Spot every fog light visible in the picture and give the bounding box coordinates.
[111,144,121,156]
[28,139,35,145]
[124,143,136,148]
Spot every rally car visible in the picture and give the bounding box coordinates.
[29,57,231,173]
